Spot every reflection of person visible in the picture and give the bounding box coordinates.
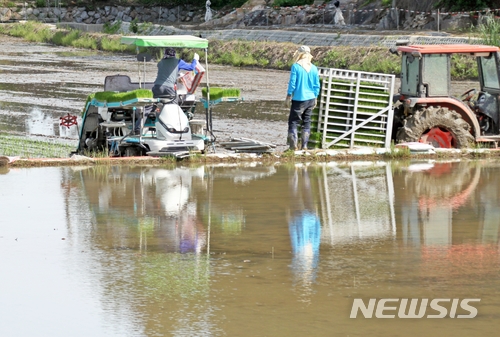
[205,0,212,22]
[288,166,321,287]
[152,47,199,104]
[285,45,320,151]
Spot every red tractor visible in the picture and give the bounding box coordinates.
[391,44,500,148]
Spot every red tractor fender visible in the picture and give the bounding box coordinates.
[404,97,481,138]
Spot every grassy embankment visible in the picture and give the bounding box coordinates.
[0,21,485,78]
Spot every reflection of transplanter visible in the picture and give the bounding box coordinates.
[75,165,208,254]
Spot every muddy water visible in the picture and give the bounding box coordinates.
[1,159,500,336]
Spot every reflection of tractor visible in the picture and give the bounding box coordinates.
[391,44,500,148]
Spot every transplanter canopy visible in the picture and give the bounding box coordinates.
[120,35,209,49]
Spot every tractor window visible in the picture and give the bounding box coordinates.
[400,54,419,96]
[422,54,449,96]
[480,55,500,90]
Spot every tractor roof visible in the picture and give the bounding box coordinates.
[397,44,500,55]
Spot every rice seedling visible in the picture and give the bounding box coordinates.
[202,87,241,100]
[0,135,76,159]
[94,89,153,103]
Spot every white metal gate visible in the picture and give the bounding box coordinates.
[316,68,395,149]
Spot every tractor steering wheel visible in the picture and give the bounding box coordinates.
[460,88,477,101]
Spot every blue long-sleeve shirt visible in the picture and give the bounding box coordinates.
[178,58,197,71]
[287,63,320,101]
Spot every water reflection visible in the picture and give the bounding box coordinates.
[26,107,55,136]
[288,164,321,290]
[320,162,396,244]
[394,160,500,288]
[2,160,500,336]
[397,161,487,246]
[74,166,208,253]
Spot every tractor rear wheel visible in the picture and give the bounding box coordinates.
[396,106,474,149]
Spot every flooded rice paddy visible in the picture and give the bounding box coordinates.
[0,35,291,154]
[1,160,500,336]
[1,35,500,336]
[0,35,479,155]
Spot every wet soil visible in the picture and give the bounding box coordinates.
[0,35,480,156]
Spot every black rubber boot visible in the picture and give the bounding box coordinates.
[288,131,298,151]
[301,131,310,150]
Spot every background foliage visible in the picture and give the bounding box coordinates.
[436,0,494,10]
[272,0,313,7]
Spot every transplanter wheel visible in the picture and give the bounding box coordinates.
[396,106,474,149]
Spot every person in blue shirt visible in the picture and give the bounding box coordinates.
[285,45,320,151]
[152,47,199,104]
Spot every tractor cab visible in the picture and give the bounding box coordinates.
[392,44,500,147]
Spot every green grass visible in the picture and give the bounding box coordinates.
[0,21,135,53]
[475,13,500,47]
[383,141,411,159]
[99,36,128,52]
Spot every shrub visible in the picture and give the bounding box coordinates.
[52,29,80,46]
[273,0,314,7]
[103,20,121,35]
[477,14,500,47]
[130,19,139,34]
[436,0,490,11]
